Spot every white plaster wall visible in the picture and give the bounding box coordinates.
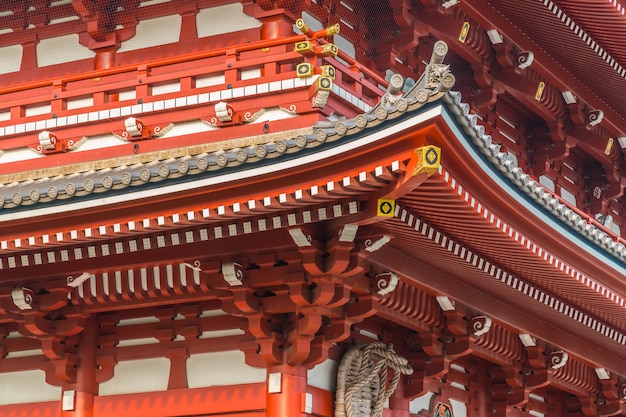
[119,15,182,52]
[0,44,23,75]
[409,392,435,415]
[0,370,61,405]
[196,4,261,38]
[37,34,94,67]
[186,350,266,388]
[307,358,338,391]
[99,358,170,395]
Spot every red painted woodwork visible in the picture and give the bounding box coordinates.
[92,384,266,417]
[0,2,625,417]
[266,365,307,417]
[0,402,60,417]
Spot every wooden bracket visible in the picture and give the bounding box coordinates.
[114,117,173,141]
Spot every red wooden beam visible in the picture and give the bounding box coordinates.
[367,245,626,376]
[92,384,266,417]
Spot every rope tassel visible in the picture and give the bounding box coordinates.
[335,343,413,417]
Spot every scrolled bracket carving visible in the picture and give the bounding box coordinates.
[215,101,234,122]
[586,109,604,127]
[338,224,359,242]
[66,272,92,288]
[39,130,58,150]
[116,117,173,141]
[516,50,534,70]
[124,116,144,137]
[374,272,399,296]
[470,315,492,337]
[31,131,86,154]
[222,261,245,286]
[182,260,203,272]
[364,235,391,252]
[289,228,312,247]
[549,350,569,370]
[12,287,34,310]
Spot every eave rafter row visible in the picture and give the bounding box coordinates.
[393,201,626,346]
[435,160,626,311]
[543,0,626,80]
[442,91,626,262]
[70,264,206,307]
[0,150,410,256]
[0,200,361,276]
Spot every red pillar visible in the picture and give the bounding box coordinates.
[167,347,189,389]
[475,359,490,417]
[389,377,410,417]
[260,15,294,40]
[94,47,116,70]
[250,8,295,76]
[61,316,97,417]
[21,38,38,71]
[266,364,307,417]
[75,315,97,417]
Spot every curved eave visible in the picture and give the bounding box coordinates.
[389,168,626,342]
[403,96,626,333]
[0,89,623,292]
[0,107,441,228]
[0,103,449,281]
[436,99,625,279]
[0,87,624,372]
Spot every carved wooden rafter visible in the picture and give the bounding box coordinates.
[377,285,615,414]
[480,323,521,357]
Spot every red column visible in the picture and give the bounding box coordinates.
[76,315,97,417]
[21,38,38,71]
[266,364,307,417]
[253,9,295,75]
[475,359,490,417]
[94,47,116,70]
[388,378,410,417]
[167,347,189,389]
[61,316,97,417]
[261,15,294,40]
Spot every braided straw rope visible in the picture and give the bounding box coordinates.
[335,343,414,417]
